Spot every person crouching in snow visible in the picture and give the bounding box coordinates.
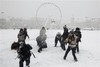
[63,30,78,61]
[54,32,62,47]
[36,27,47,53]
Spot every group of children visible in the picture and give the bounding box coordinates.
[11,26,82,67]
[55,25,82,61]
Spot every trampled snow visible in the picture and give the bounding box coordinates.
[0,29,100,67]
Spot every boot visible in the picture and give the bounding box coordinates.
[63,56,66,60]
[74,58,78,62]
[26,65,30,67]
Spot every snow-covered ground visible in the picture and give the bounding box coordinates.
[0,29,100,67]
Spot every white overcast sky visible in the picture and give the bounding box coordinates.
[0,0,100,21]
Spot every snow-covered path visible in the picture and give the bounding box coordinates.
[0,29,100,67]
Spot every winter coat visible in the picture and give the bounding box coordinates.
[74,30,82,42]
[36,27,47,47]
[17,32,26,42]
[61,27,68,41]
[65,34,78,48]
[36,34,47,44]
[40,28,46,36]
[17,44,32,59]
[37,27,47,43]
[56,32,61,39]
[23,31,29,39]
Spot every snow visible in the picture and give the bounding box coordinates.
[0,29,100,67]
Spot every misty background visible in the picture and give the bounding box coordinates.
[0,0,100,29]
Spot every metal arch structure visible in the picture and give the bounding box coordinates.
[35,2,62,28]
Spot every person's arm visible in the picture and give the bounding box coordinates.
[26,32,29,39]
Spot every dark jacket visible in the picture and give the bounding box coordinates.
[17,32,25,42]
[56,32,61,39]
[23,30,29,39]
[17,44,32,58]
[61,27,68,41]
[74,30,82,42]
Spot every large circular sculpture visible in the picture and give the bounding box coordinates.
[36,2,62,28]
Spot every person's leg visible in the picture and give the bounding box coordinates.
[63,42,66,50]
[61,42,66,50]
[59,38,62,46]
[72,47,78,61]
[19,58,24,67]
[63,46,70,60]
[38,47,42,53]
[76,43,79,52]
[55,37,58,47]
[25,57,30,67]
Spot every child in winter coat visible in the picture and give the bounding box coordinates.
[63,30,78,61]
[74,27,82,52]
[23,28,29,39]
[17,42,32,67]
[36,27,47,53]
[17,28,25,43]
[61,25,69,50]
[55,32,62,47]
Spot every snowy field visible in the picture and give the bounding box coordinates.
[0,29,100,67]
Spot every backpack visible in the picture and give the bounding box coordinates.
[11,42,20,50]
